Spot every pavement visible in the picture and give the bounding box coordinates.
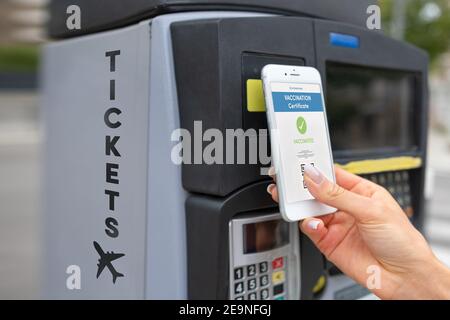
[0,90,450,299]
[426,130,450,267]
[0,91,41,299]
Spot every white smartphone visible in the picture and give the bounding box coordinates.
[262,64,337,222]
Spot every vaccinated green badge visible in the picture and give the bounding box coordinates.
[296,116,307,134]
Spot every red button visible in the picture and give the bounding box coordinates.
[272,257,283,270]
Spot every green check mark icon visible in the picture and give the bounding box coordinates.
[296,116,307,135]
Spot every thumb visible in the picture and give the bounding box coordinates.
[303,164,376,222]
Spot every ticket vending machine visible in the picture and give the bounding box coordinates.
[43,0,428,300]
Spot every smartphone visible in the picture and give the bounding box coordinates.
[262,64,337,222]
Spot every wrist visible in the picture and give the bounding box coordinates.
[384,256,450,300]
[425,258,450,299]
[405,257,450,300]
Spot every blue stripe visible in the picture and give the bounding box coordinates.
[272,92,323,112]
[329,32,359,48]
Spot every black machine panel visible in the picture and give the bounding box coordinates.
[172,16,316,196]
[48,0,376,38]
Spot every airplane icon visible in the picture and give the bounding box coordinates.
[93,241,125,284]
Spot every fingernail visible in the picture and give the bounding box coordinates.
[308,220,321,230]
[267,184,275,195]
[268,167,276,177]
[304,164,323,184]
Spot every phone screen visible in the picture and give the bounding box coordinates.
[270,82,334,204]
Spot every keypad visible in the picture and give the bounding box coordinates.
[362,170,413,218]
[232,256,287,300]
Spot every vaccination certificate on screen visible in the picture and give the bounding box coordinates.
[271,82,334,204]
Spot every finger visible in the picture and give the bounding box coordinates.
[268,184,338,224]
[299,218,328,245]
[334,166,364,190]
[334,166,380,197]
[304,164,378,222]
[318,213,335,226]
[268,167,277,182]
[267,183,279,202]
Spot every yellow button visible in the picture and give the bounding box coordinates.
[272,271,285,284]
[246,79,266,112]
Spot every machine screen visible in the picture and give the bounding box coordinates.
[326,62,417,155]
[243,219,289,254]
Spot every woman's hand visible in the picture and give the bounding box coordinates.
[267,164,450,299]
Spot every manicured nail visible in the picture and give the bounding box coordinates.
[304,164,323,184]
[267,184,275,195]
[268,167,276,177]
[308,220,321,230]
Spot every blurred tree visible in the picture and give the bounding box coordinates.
[0,46,39,72]
[381,0,450,66]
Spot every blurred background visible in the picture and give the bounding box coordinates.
[0,0,46,299]
[0,0,449,299]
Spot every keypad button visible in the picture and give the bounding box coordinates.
[273,283,284,296]
[234,267,244,280]
[405,194,411,206]
[234,282,244,295]
[402,171,409,181]
[370,175,378,184]
[260,275,269,287]
[272,257,284,270]
[404,184,410,193]
[247,278,257,291]
[272,270,285,284]
[259,262,268,273]
[260,289,270,300]
[387,172,394,183]
[235,296,244,300]
[247,264,256,277]
[248,292,257,300]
